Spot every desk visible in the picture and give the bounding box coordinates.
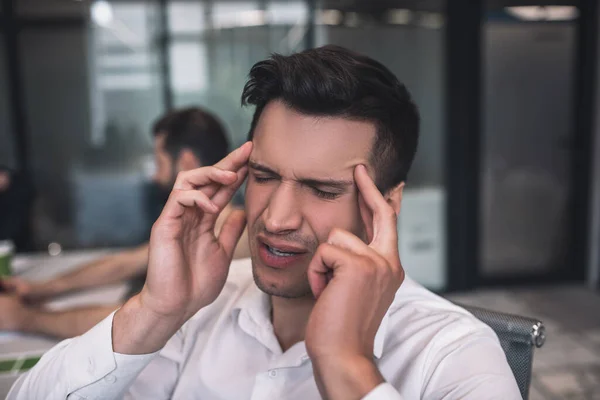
[0,250,129,397]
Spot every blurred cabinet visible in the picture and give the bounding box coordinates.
[480,16,576,278]
[0,39,16,169]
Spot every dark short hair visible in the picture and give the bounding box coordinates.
[241,45,420,193]
[152,107,230,167]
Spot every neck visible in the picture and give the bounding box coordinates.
[271,294,315,352]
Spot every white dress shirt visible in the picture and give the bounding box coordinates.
[8,258,521,400]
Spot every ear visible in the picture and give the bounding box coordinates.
[176,149,202,172]
[384,182,404,216]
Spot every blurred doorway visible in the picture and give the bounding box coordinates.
[479,2,587,284]
[0,31,16,170]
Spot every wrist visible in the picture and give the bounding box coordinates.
[312,354,384,400]
[112,295,186,355]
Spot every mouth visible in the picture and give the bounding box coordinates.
[264,244,302,257]
[257,238,308,269]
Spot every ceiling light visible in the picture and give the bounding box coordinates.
[505,6,578,21]
[91,1,114,27]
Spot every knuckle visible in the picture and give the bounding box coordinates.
[150,219,161,234]
[327,228,343,242]
[175,171,187,182]
[317,242,332,254]
[169,188,181,199]
[383,205,397,221]
[369,251,388,268]
[381,265,393,279]
[357,256,376,275]
[396,268,405,283]
[205,166,218,175]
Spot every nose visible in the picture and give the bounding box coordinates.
[264,182,303,234]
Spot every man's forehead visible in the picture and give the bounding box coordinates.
[251,101,375,177]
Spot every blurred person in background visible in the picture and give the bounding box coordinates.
[0,166,34,252]
[0,107,249,338]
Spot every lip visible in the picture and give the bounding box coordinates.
[257,236,308,269]
[257,236,308,254]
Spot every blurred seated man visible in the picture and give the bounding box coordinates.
[0,107,249,339]
[0,166,34,252]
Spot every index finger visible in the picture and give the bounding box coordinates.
[214,141,253,171]
[354,164,398,255]
[175,141,253,195]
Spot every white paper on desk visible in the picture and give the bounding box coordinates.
[45,284,129,311]
[15,250,112,281]
[0,333,23,344]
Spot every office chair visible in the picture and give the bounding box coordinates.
[458,304,546,400]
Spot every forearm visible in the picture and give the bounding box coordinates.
[7,312,158,400]
[29,245,149,300]
[22,305,121,339]
[313,355,385,400]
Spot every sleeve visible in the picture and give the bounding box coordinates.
[423,328,523,400]
[361,383,405,400]
[6,311,182,400]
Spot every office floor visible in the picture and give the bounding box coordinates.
[446,285,600,400]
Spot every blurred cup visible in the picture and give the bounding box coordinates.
[0,240,15,277]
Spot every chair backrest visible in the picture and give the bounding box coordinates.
[458,304,546,400]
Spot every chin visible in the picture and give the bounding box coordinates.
[251,260,313,299]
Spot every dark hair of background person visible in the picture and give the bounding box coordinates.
[152,107,230,167]
[241,45,420,194]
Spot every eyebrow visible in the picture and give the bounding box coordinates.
[248,160,353,191]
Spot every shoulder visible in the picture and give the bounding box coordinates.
[382,278,520,397]
[384,276,501,355]
[380,277,513,390]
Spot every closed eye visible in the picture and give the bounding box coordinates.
[252,174,276,183]
[311,187,341,200]
[251,169,342,200]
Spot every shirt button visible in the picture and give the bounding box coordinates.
[105,374,117,383]
[268,370,277,378]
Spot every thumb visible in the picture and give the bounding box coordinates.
[218,209,247,259]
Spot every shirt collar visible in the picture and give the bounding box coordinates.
[232,281,272,328]
[231,281,391,360]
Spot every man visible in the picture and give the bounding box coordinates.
[9,46,520,399]
[0,107,249,339]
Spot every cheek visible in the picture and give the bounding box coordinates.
[304,195,364,243]
[244,180,271,224]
